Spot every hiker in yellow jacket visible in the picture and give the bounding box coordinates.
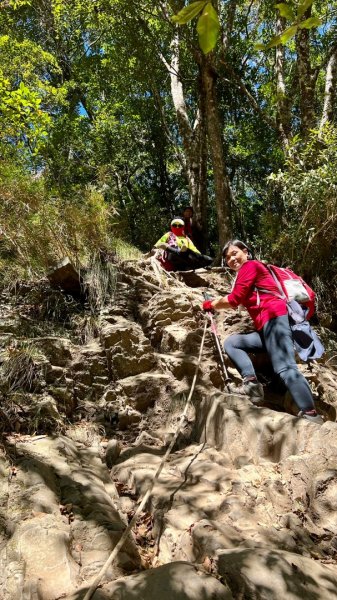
[154,218,212,271]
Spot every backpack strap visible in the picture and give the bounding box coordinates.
[255,264,286,306]
[266,265,287,298]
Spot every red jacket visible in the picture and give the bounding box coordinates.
[227,260,288,331]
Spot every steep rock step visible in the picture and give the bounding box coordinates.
[100,371,172,430]
[0,432,140,600]
[73,561,233,600]
[216,547,337,600]
[111,441,337,567]
[193,392,337,464]
[100,316,156,379]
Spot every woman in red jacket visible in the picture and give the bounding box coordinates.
[203,239,323,424]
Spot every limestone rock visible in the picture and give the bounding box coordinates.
[34,336,73,367]
[4,514,78,600]
[217,547,337,600]
[101,317,155,379]
[70,340,110,400]
[161,324,204,355]
[118,372,171,411]
[97,561,233,600]
[105,439,121,468]
[118,406,142,429]
[2,260,337,600]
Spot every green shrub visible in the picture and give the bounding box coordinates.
[263,126,337,313]
[0,160,141,285]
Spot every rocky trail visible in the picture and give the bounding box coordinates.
[0,259,337,599]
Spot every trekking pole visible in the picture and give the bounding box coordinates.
[203,292,231,390]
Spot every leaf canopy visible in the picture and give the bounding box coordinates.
[297,0,314,17]
[171,1,206,25]
[196,3,220,55]
[275,3,295,20]
[298,16,321,29]
[280,25,298,43]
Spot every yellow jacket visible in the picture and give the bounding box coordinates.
[154,232,200,254]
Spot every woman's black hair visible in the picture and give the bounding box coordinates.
[222,239,253,260]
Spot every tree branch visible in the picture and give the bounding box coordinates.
[219,58,276,130]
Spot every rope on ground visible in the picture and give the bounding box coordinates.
[83,318,208,600]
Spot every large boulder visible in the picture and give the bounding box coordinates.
[217,547,337,600]
[100,317,156,379]
[85,561,232,600]
[118,372,171,411]
[33,336,73,367]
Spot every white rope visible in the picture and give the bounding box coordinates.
[83,319,208,600]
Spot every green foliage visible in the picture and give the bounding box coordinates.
[0,32,60,155]
[255,0,321,50]
[0,160,117,280]
[298,16,321,28]
[196,3,220,54]
[298,0,314,17]
[171,1,207,24]
[263,126,337,310]
[172,1,220,55]
[0,0,336,330]
[275,3,295,20]
[113,239,143,261]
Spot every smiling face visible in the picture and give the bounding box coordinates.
[225,245,249,271]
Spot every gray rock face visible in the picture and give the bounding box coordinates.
[217,548,337,600]
[0,435,140,600]
[101,317,156,379]
[33,336,73,367]
[1,265,337,600]
[70,340,110,401]
[105,439,121,468]
[99,561,233,600]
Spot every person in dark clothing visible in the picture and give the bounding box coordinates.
[182,206,194,239]
[202,239,323,424]
[182,206,205,252]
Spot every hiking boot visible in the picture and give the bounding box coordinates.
[228,379,264,404]
[298,410,324,424]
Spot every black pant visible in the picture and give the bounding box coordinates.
[224,315,314,412]
[166,248,212,271]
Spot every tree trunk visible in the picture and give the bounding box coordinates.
[296,12,316,136]
[160,32,209,246]
[201,54,232,249]
[319,45,337,134]
[193,68,208,252]
[222,0,237,53]
[275,16,291,151]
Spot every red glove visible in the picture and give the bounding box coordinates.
[203,300,214,312]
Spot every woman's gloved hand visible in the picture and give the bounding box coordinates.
[202,300,214,312]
